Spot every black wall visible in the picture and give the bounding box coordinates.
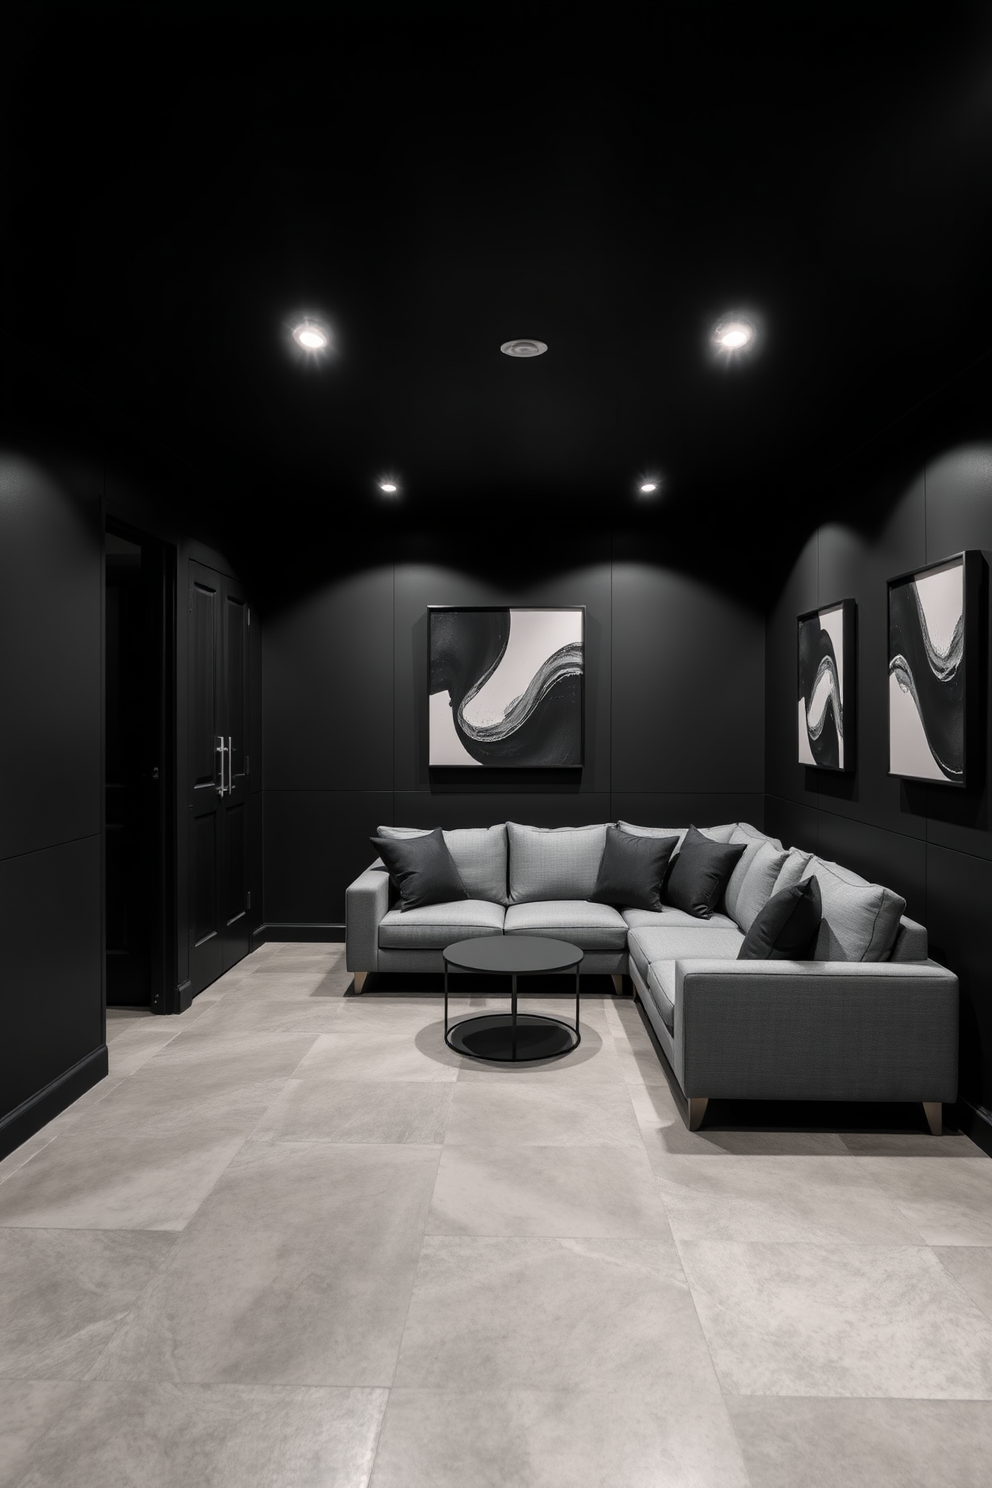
[259,529,767,930]
[765,367,992,1148]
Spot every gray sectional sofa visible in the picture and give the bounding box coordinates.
[345,820,959,1132]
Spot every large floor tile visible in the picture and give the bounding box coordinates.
[839,1130,987,1157]
[369,1381,750,1488]
[857,1157,992,1243]
[256,1078,453,1143]
[0,1231,176,1378]
[15,1381,387,1488]
[726,1395,992,1488]
[656,1155,925,1244]
[0,1125,248,1231]
[428,1143,671,1237]
[0,1380,82,1488]
[294,1027,463,1081]
[91,1143,439,1385]
[443,1081,642,1146]
[393,1235,712,1390]
[680,1241,992,1398]
[934,1246,992,1322]
[627,1082,849,1160]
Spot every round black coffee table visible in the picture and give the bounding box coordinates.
[443,935,584,1062]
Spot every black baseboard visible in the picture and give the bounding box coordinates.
[957,1100,992,1159]
[252,923,345,944]
[0,1046,109,1164]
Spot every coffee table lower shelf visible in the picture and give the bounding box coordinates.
[442,935,584,1064]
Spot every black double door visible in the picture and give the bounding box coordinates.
[187,560,251,995]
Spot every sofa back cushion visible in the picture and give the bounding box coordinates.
[665,826,747,919]
[376,824,508,904]
[773,850,814,895]
[507,821,609,903]
[808,859,906,961]
[727,838,790,931]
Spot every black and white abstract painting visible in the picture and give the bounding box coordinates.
[429,607,584,767]
[797,600,854,770]
[888,553,971,786]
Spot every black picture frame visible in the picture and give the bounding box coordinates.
[428,605,585,768]
[797,598,856,772]
[887,550,981,788]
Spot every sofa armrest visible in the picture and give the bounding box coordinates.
[345,864,392,971]
[673,958,959,1103]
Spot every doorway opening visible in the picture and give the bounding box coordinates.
[104,520,177,1011]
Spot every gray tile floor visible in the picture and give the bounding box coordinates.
[2,941,992,1486]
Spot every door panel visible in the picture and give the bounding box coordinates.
[187,561,251,994]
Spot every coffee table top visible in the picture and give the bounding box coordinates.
[443,935,584,974]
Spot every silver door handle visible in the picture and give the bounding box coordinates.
[227,736,233,795]
[216,736,228,796]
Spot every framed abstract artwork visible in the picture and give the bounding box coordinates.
[428,606,584,767]
[797,599,856,771]
[887,551,980,787]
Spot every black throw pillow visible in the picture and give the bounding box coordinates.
[664,826,747,919]
[370,828,469,911]
[738,875,822,959]
[590,825,680,912]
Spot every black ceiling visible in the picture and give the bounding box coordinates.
[7,3,992,553]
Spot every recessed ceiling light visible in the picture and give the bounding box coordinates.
[500,339,548,357]
[710,313,761,357]
[639,481,658,494]
[378,478,399,495]
[293,320,329,351]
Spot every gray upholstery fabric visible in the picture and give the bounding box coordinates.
[810,860,906,962]
[345,866,391,970]
[378,899,505,950]
[675,958,958,1101]
[627,925,744,983]
[646,960,677,1030]
[622,906,738,932]
[504,899,628,950]
[732,842,790,932]
[617,821,736,849]
[376,824,508,904]
[506,822,609,904]
[889,915,929,963]
[774,850,813,895]
[723,829,786,924]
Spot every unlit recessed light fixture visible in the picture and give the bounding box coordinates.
[500,339,548,357]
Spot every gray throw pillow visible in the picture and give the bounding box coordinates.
[591,825,680,911]
[507,821,609,903]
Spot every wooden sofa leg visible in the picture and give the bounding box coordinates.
[687,1097,708,1131]
[353,972,368,994]
[611,974,624,997]
[923,1101,942,1136]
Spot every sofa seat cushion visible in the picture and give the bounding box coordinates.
[378,899,505,950]
[507,822,610,903]
[623,907,738,932]
[627,925,745,983]
[504,900,628,950]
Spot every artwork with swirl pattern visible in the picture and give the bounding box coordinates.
[429,607,584,766]
[888,554,973,786]
[797,600,854,771]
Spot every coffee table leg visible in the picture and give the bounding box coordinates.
[512,972,518,1060]
[444,962,449,1037]
[575,965,580,1038]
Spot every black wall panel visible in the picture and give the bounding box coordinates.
[612,793,765,833]
[0,834,102,1125]
[766,400,992,1131]
[264,790,393,925]
[0,453,102,859]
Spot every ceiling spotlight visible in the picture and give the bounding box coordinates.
[710,313,761,359]
[639,481,658,494]
[378,478,399,495]
[500,339,548,358]
[292,320,329,351]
